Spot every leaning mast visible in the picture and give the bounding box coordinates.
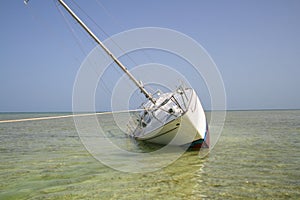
[58,0,156,104]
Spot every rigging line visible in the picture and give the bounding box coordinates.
[25,0,81,66]
[0,109,145,124]
[94,0,158,104]
[55,1,87,56]
[66,1,129,81]
[57,2,138,108]
[56,1,112,97]
[71,0,140,67]
[94,0,155,64]
[69,0,136,94]
[69,0,146,104]
[63,1,146,106]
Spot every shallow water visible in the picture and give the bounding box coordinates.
[0,110,299,199]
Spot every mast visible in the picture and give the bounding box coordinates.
[58,0,156,104]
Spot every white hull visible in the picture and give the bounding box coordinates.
[129,88,207,146]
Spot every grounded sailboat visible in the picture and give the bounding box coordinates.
[57,0,209,149]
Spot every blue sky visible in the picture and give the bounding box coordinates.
[0,0,299,112]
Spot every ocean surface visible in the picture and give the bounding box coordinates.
[0,110,299,199]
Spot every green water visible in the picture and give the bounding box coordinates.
[0,110,299,199]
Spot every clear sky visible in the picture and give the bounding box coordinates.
[0,0,299,112]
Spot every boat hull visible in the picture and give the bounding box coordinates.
[134,89,208,147]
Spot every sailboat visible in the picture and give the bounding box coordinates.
[57,0,209,149]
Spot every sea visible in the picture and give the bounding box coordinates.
[0,110,299,199]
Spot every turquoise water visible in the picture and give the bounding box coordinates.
[0,110,299,199]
